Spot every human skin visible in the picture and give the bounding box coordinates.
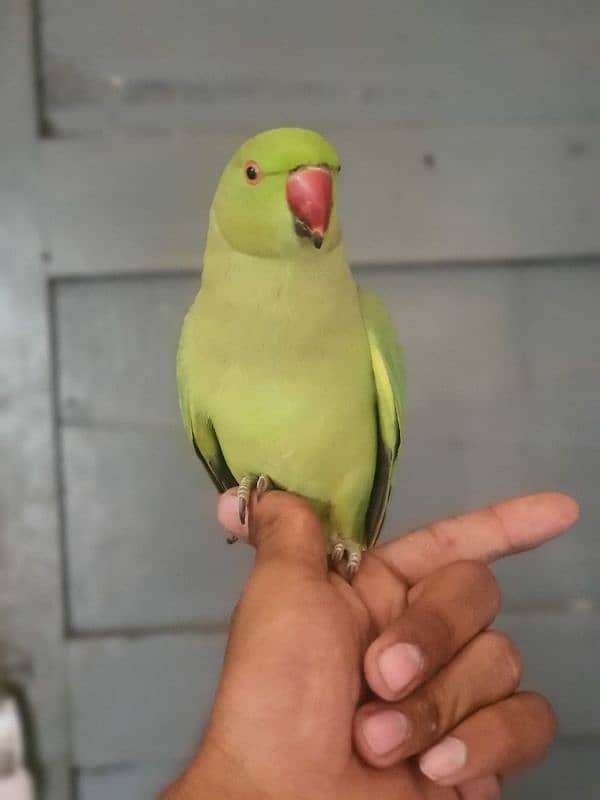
[164,491,578,800]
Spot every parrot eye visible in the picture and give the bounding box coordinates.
[244,161,261,185]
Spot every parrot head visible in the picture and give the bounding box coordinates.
[211,128,342,258]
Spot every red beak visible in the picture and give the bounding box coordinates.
[286,166,333,249]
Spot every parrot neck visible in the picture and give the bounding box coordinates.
[201,209,357,310]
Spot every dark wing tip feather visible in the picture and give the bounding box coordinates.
[364,413,400,548]
[192,431,237,494]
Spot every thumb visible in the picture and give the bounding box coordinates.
[217,489,328,579]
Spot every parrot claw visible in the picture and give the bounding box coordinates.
[346,549,362,581]
[237,474,256,525]
[237,474,273,525]
[328,537,364,580]
[331,541,345,563]
[256,474,272,497]
[226,535,239,545]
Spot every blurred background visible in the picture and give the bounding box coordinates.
[1,1,599,798]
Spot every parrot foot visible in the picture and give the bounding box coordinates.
[345,544,363,581]
[237,474,273,525]
[328,536,364,581]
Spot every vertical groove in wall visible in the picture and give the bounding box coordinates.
[70,767,79,800]
[30,0,52,137]
[47,279,74,638]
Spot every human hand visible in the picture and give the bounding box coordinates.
[164,491,577,800]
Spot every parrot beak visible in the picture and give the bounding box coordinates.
[286,166,333,249]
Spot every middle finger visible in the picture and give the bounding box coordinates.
[363,561,500,702]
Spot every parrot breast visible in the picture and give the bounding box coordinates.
[187,234,378,544]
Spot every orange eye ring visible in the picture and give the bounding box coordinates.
[244,160,262,185]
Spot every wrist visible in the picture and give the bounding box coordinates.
[161,757,233,800]
[161,740,265,800]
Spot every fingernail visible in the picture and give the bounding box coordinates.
[378,643,424,694]
[419,737,467,780]
[362,710,411,756]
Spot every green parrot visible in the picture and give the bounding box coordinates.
[177,127,405,577]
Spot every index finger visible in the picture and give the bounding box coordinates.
[374,492,578,584]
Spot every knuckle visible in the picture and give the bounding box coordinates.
[255,497,286,535]
[282,494,320,527]
[420,606,456,659]
[524,693,558,743]
[489,703,516,750]
[486,571,502,616]
[471,561,501,611]
[492,693,558,767]
[421,523,452,562]
[415,692,443,738]
[446,560,502,621]
[484,630,523,688]
[255,493,320,544]
[283,497,322,539]
[453,560,501,603]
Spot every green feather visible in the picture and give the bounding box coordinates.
[358,287,406,546]
[176,310,236,493]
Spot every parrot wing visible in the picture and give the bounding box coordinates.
[176,312,237,493]
[358,287,406,548]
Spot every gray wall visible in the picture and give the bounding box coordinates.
[41,0,600,135]
[1,1,599,798]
